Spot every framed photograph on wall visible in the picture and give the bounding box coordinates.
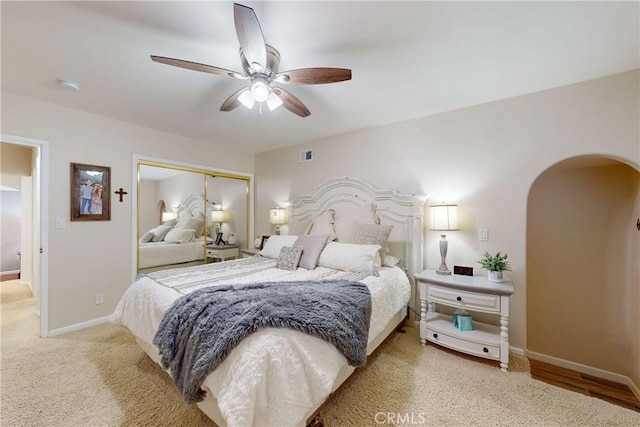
[70,162,111,221]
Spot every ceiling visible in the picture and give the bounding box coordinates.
[2,1,638,154]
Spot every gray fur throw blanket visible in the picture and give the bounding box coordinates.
[153,280,372,404]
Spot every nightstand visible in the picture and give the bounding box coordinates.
[415,270,515,372]
[206,244,239,262]
[241,248,260,258]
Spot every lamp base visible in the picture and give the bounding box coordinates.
[437,234,451,275]
[436,265,452,275]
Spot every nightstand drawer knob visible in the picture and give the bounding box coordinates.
[456,296,462,301]
[483,347,489,353]
[433,333,438,339]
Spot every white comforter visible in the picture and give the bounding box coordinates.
[138,238,206,269]
[111,257,410,427]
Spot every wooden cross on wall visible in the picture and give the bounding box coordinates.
[114,188,128,202]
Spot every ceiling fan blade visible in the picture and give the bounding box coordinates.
[151,55,244,78]
[275,68,352,85]
[273,87,311,118]
[234,3,267,70]
[220,87,250,111]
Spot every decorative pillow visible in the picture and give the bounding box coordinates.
[334,203,380,242]
[383,254,401,268]
[260,235,299,259]
[176,218,205,237]
[276,246,303,271]
[349,222,393,263]
[139,231,154,243]
[308,209,338,242]
[293,234,329,270]
[163,228,196,243]
[288,219,312,236]
[150,225,172,242]
[318,242,382,273]
[162,218,177,227]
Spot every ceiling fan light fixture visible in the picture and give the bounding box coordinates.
[238,90,255,109]
[250,79,269,103]
[266,92,283,111]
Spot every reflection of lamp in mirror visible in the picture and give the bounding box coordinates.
[429,204,459,275]
[269,207,287,235]
[211,209,225,235]
[161,212,177,223]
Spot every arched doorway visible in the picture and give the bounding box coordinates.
[526,155,639,390]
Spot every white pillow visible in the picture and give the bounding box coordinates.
[349,222,393,263]
[334,203,380,242]
[139,231,154,243]
[163,228,196,243]
[308,209,338,241]
[162,218,177,227]
[260,235,299,259]
[383,254,401,268]
[318,242,382,273]
[176,217,205,237]
[150,225,172,242]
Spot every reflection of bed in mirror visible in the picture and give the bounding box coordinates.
[138,194,212,272]
[137,161,251,274]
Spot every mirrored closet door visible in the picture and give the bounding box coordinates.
[136,159,251,274]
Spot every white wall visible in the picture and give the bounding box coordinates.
[1,91,254,332]
[254,70,640,350]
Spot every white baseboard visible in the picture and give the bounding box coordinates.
[527,350,631,385]
[47,315,111,337]
[509,345,525,356]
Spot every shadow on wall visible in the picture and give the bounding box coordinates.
[526,155,639,383]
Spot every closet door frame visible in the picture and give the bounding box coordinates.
[131,154,253,280]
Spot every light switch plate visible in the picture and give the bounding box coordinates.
[479,228,488,241]
[56,217,66,229]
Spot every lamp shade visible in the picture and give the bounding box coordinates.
[211,210,225,223]
[269,208,287,225]
[161,212,177,222]
[429,204,459,231]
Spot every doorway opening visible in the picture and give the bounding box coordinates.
[526,155,640,404]
[1,135,49,337]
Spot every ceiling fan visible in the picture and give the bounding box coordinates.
[151,3,352,118]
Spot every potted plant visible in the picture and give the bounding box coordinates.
[477,251,511,282]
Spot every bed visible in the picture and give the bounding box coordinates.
[138,194,213,271]
[114,177,425,426]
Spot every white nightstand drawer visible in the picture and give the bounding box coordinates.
[428,285,500,313]
[425,327,500,360]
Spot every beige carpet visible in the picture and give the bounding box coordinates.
[2,280,639,427]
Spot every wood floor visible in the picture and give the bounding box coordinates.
[530,359,640,412]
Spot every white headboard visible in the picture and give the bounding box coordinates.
[177,194,214,219]
[288,176,425,279]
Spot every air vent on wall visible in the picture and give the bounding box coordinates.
[299,149,313,163]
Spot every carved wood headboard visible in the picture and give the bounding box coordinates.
[288,176,425,280]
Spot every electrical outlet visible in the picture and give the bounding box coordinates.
[95,293,104,305]
[479,229,489,241]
